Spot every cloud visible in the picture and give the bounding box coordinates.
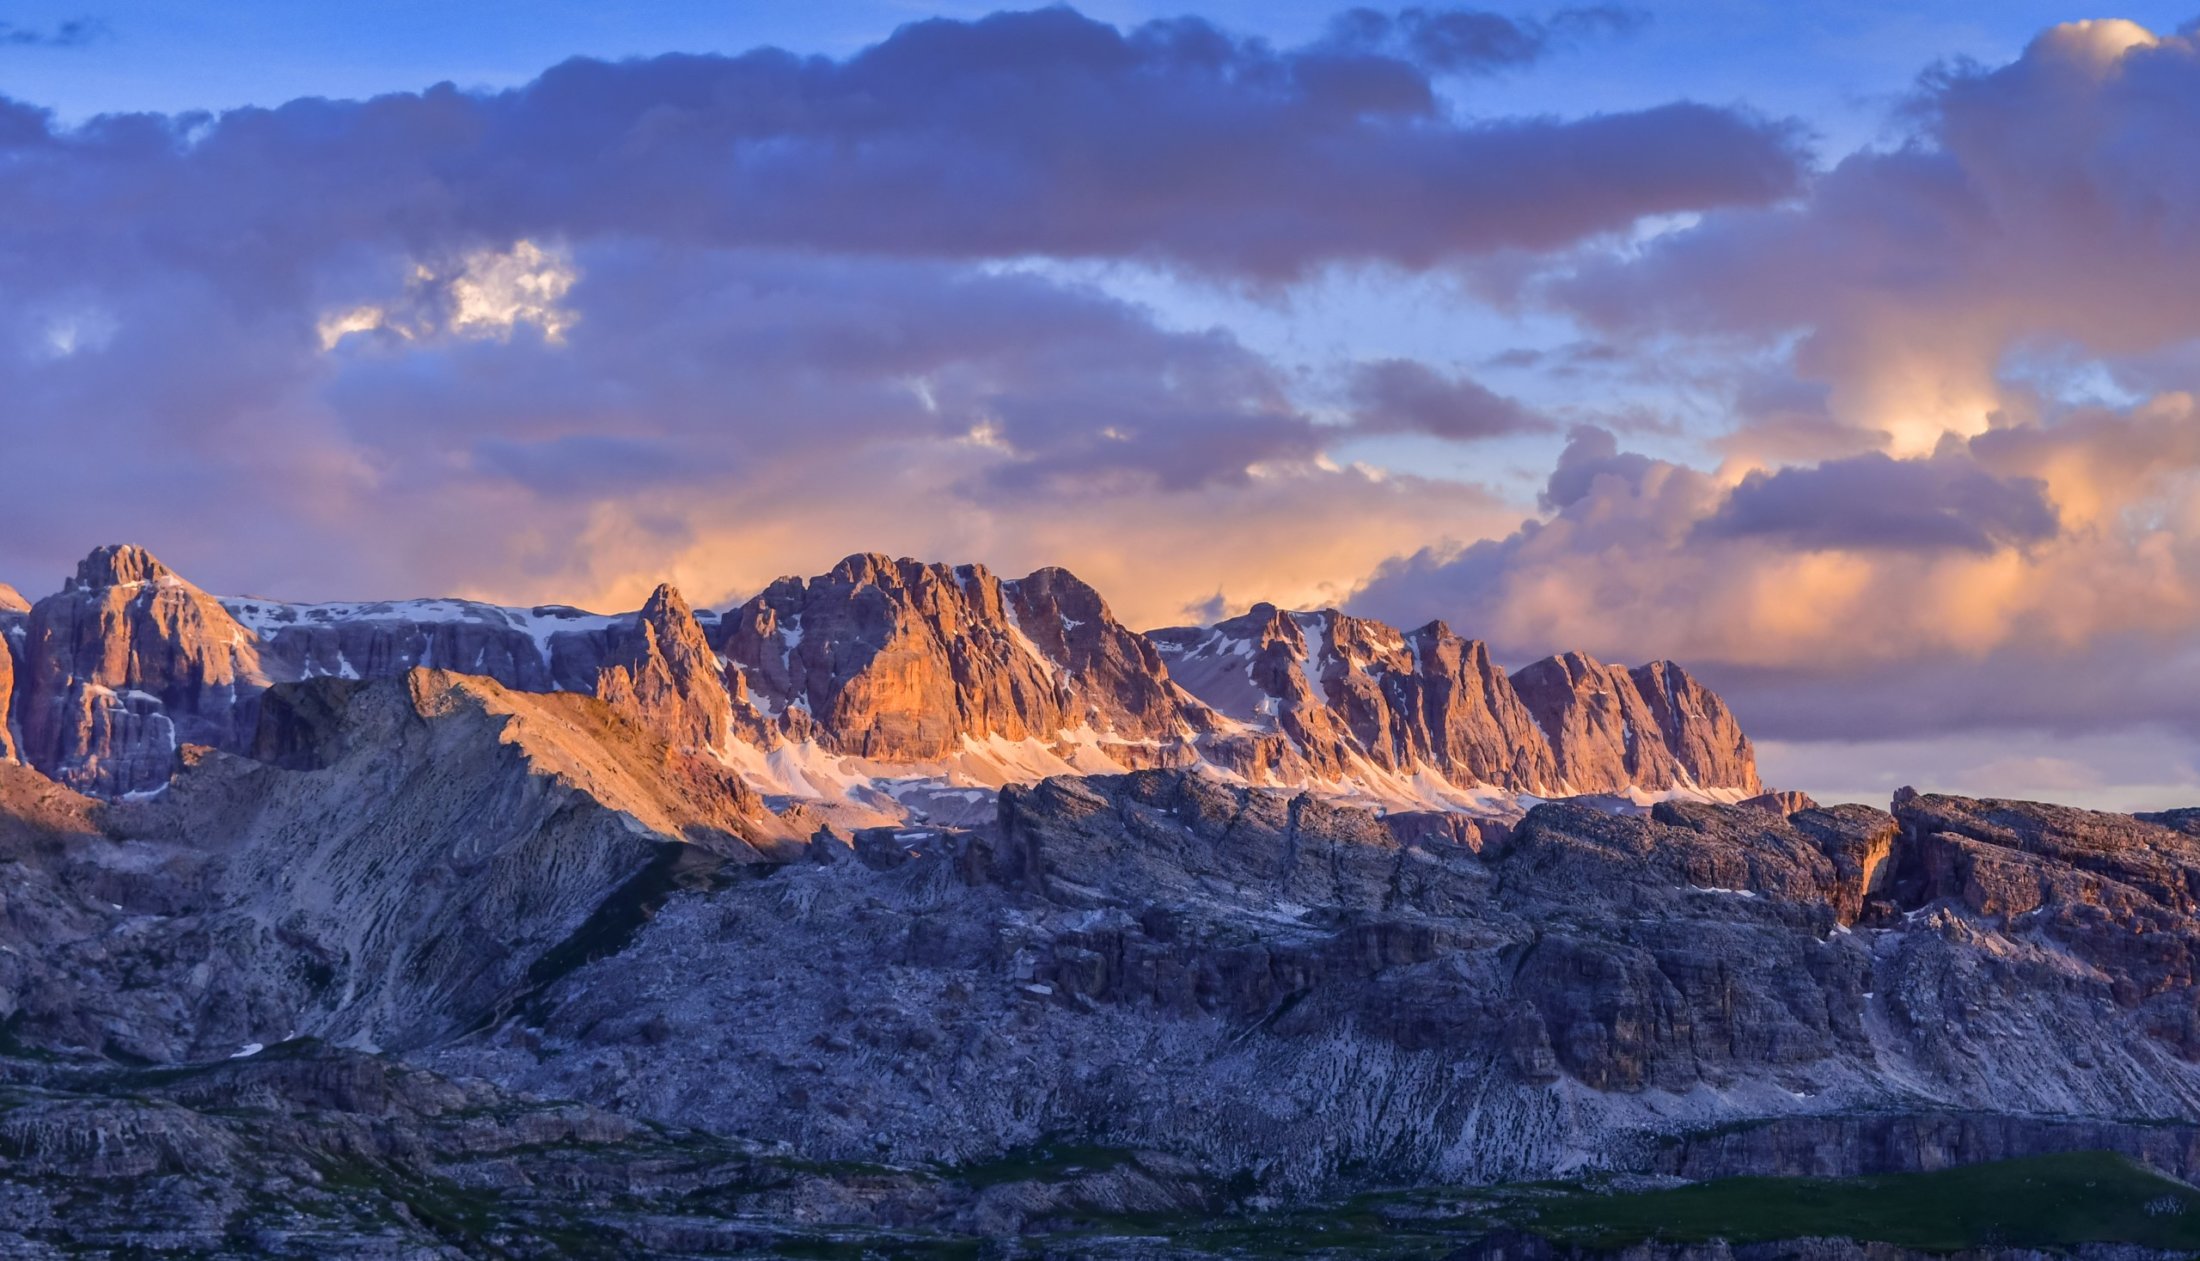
[1346,358,1554,441]
[0,5,1804,619]
[1536,424,1658,510]
[0,18,105,48]
[1322,5,1648,74]
[1321,15,2200,797]
[1350,397,2200,756]
[1545,20,2200,457]
[0,227,1519,624]
[1697,450,2059,554]
[0,8,1805,289]
[18,4,1793,614]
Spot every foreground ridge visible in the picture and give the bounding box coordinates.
[3,736,2200,1253]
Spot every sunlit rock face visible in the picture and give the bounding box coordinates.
[714,553,1201,766]
[0,584,23,763]
[1511,651,1761,795]
[7,545,1765,810]
[1153,606,1563,794]
[594,582,731,756]
[18,546,264,795]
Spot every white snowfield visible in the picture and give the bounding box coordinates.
[222,595,626,660]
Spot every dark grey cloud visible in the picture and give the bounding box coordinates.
[1697,451,2060,553]
[0,3,1814,606]
[1347,358,1554,442]
[0,7,1806,289]
[1323,4,1647,74]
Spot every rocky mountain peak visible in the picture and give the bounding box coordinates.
[0,582,27,615]
[1512,650,1761,795]
[1152,605,1560,799]
[70,543,178,591]
[637,581,697,629]
[715,553,1197,771]
[1628,659,1759,793]
[595,581,731,754]
[20,545,265,794]
[825,551,905,587]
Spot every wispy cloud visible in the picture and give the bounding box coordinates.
[0,16,106,48]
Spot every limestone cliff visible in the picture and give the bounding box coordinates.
[0,593,20,763]
[714,553,1203,772]
[1512,651,1763,795]
[17,545,264,794]
[593,582,731,755]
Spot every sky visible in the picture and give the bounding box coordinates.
[3,3,2200,809]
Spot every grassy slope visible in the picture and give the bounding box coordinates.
[1047,1151,2200,1257]
[1517,1151,2200,1252]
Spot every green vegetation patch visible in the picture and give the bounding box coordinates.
[1039,1152,2200,1258]
[1515,1151,2200,1252]
[944,1140,1141,1188]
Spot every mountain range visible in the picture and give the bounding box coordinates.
[0,544,1762,814]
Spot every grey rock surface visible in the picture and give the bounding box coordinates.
[419,771,2200,1196]
[0,669,791,1064]
[0,652,2195,1253]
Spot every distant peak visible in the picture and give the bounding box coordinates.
[72,544,177,591]
[639,582,693,620]
[827,552,902,585]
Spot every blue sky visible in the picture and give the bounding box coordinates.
[5,3,2200,808]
